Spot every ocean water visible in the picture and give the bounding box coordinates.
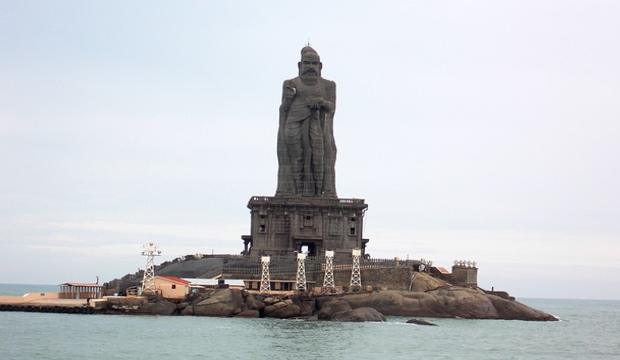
[1,284,619,360]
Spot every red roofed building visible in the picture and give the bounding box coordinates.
[154,276,190,300]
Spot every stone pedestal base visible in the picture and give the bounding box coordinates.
[241,196,369,257]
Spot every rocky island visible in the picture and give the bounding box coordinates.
[1,46,557,324]
[99,46,556,322]
[102,265,556,322]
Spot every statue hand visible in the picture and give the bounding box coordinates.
[306,96,326,111]
[320,99,334,113]
[309,98,333,113]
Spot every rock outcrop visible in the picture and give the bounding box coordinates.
[265,299,301,318]
[410,272,448,292]
[318,288,557,321]
[235,309,260,318]
[331,307,386,322]
[140,298,177,315]
[102,272,556,322]
[316,298,352,320]
[244,293,265,311]
[406,318,437,326]
[192,288,244,317]
[487,295,556,321]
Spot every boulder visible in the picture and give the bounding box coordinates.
[430,287,499,319]
[193,288,244,317]
[180,305,194,316]
[263,301,288,314]
[262,297,278,305]
[316,299,352,320]
[265,303,301,318]
[245,294,265,311]
[236,309,260,318]
[411,272,448,292]
[139,298,177,315]
[406,318,437,326]
[335,289,556,321]
[487,295,557,321]
[331,307,385,322]
[338,291,437,317]
[299,299,316,317]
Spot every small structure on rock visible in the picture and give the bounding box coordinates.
[59,282,103,299]
[154,276,189,301]
[451,260,478,286]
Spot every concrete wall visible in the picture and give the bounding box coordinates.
[322,267,412,291]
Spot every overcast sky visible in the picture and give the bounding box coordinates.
[1,1,618,299]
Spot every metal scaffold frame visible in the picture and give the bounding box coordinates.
[141,242,161,294]
[295,252,307,291]
[260,256,271,293]
[323,250,335,290]
[350,249,362,291]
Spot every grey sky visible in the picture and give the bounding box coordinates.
[1,1,618,299]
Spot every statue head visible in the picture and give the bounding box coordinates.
[298,46,322,83]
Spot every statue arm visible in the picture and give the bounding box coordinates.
[279,80,295,122]
[322,80,337,197]
[325,80,336,113]
[316,80,336,114]
[276,80,293,196]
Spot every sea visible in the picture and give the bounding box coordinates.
[0,284,618,360]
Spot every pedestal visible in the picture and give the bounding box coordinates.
[241,196,369,257]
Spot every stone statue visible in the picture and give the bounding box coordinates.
[275,46,337,198]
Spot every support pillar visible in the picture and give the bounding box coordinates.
[260,256,271,294]
[323,250,335,290]
[295,253,307,291]
[350,249,362,291]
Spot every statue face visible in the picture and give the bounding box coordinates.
[298,52,322,81]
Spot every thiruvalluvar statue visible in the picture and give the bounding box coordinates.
[275,46,337,198]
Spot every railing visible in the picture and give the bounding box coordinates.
[222,255,421,278]
[248,196,365,206]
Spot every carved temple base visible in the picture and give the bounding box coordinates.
[241,196,369,257]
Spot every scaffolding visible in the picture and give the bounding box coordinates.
[140,242,161,294]
[323,250,335,290]
[295,253,307,291]
[350,249,362,291]
[260,256,271,293]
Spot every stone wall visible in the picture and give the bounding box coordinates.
[451,266,478,286]
[327,267,413,291]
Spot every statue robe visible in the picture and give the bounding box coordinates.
[275,76,337,198]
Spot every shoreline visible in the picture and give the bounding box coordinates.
[0,285,559,322]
